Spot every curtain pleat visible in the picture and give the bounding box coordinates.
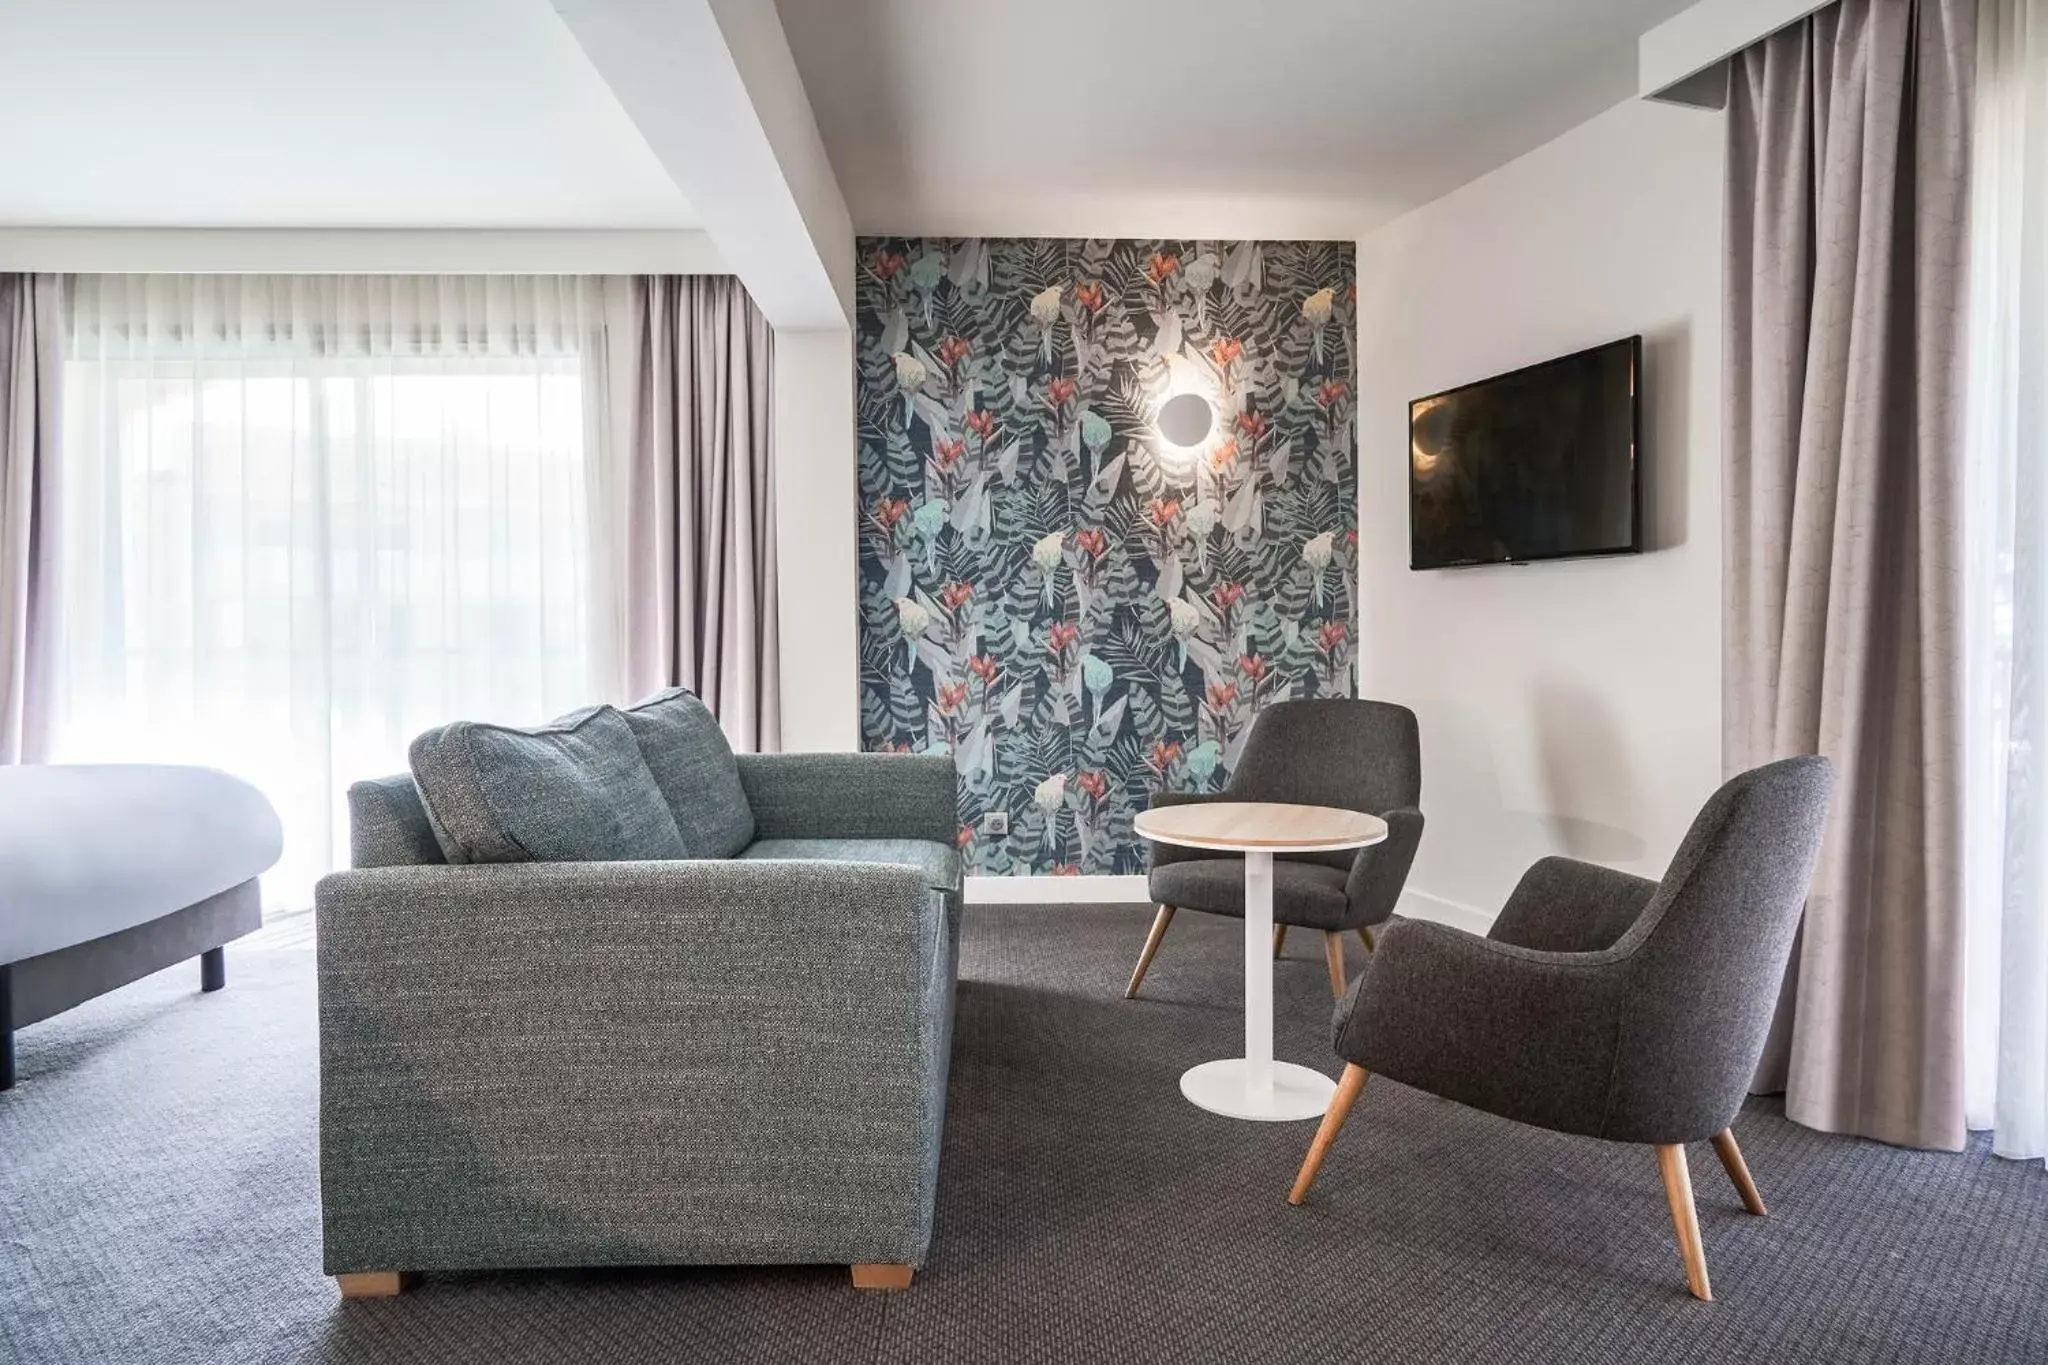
[622,276,779,752]
[0,274,61,764]
[1724,0,1976,1150]
[1963,0,2048,1161]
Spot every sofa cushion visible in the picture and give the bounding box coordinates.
[738,838,961,895]
[409,706,688,864]
[617,687,756,859]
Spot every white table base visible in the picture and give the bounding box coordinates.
[1180,1058,1339,1121]
[1178,847,1338,1122]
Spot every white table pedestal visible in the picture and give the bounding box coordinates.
[1177,848,1340,1122]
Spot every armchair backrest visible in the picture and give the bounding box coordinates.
[1603,755,1832,1141]
[1227,699,1421,814]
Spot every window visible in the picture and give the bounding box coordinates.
[51,275,627,906]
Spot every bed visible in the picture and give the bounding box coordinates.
[0,764,283,1090]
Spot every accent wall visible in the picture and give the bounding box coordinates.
[855,237,1358,875]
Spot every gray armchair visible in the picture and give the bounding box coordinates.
[1127,699,1424,1001]
[317,751,960,1296]
[1287,756,1832,1302]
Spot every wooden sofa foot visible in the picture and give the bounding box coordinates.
[336,1272,412,1299]
[851,1263,913,1291]
[201,947,226,993]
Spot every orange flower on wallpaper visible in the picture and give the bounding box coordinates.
[1207,437,1239,472]
[933,437,966,469]
[935,682,970,715]
[964,409,998,440]
[1316,621,1348,653]
[1209,337,1244,367]
[1206,681,1240,709]
[1049,863,1083,877]
[1236,409,1270,441]
[967,654,999,685]
[871,249,905,281]
[1148,498,1181,527]
[872,496,910,530]
[1073,281,1108,314]
[1210,582,1245,612]
[937,335,972,366]
[939,582,974,611]
[1046,621,1080,652]
[1074,528,1109,559]
[956,825,977,850]
[1238,653,1271,683]
[1076,770,1110,802]
[1046,376,1077,407]
[1315,380,1349,409]
[1144,253,1180,285]
[1148,740,1184,773]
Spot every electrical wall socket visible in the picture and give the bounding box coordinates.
[981,811,1010,837]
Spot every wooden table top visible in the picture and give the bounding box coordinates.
[1133,801,1388,854]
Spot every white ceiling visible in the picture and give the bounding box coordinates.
[775,0,1702,238]
[0,0,696,229]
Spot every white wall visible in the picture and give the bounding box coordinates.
[772,326,861,751]
[1354,96,1725,925]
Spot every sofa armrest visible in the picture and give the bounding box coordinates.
[1334,917,1629,1139]
[314,859,952,1274]
[736,753,957,845]
[1487,855,1659,953]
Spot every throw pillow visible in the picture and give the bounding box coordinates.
[409,706,689,864]
[616,687,757,859]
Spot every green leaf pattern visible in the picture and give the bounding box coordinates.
[856,237,1359,875]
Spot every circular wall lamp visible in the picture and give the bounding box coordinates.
[1158,392,1215,448]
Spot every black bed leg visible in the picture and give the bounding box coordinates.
[201,947,226,993]
[2,965,14,1091]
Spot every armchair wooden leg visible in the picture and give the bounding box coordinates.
[1272,924,1288,959]
[1357,925,1376,954]
[851,1263,913,1290]
[1711,1129,1768,1216]
[1656,1144,1713,1301]
[1322,932,1347,999]
[1289,1064,1368,1205]
[1125,906,1176,999]
[336,1272,412,1299]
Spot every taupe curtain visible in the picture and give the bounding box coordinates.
[1725,0,1975,1149]
[0,274,59,765]
[624,276,780,751]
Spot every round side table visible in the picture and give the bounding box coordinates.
[1133,800,1387,1121]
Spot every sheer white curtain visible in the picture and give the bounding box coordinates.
[1964,0,2048,1162]
[52,274,634,907]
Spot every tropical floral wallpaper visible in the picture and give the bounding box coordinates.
[856,237,1358,876]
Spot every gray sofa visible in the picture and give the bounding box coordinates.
[315,690,961,1296]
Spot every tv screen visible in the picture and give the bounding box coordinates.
[1408,336,1641,570]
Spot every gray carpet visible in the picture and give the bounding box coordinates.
[3,904,2045,1365]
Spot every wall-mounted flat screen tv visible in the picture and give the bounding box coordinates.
[1408,336,1641,570]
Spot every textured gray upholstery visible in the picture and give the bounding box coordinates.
[741,838,960,894]
[1150,859,1351,929]
[737,753,957,847]
[1332,757,1832,1145]
[321,744,961,1277]
[345,776,446,869]
[409,707,688,864]
[316,861,951,1274]
[1145,700,1424,931]
[618,687,757,859]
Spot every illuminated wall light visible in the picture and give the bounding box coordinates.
[1157,392,1215,449]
